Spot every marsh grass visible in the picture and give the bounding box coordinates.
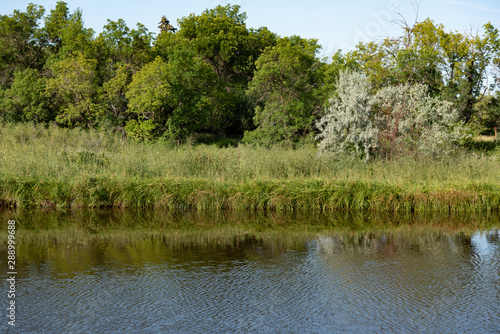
[1,123,500,211]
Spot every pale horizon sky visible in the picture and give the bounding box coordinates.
[1,0,500,58]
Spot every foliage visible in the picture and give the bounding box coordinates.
[0,3,46,88]
[0,2,499,152]
[0,68,52,122]
[244,36,324,146]
[373,83,470,158]
[316,71,378,161]
[473,92,500,135]
[46,52,103,127]
[101,64,133,131]
[175,4,275,86]
[317,71,474,160]
[125,49,229,141]
[342,18,499,123]
[125,57,168,140]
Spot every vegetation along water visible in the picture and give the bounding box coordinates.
[0,3,500,212]
[0,123,499,212]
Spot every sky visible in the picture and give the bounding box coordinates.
[1,0,500,58]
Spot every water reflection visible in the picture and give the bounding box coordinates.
[0,210,499,333]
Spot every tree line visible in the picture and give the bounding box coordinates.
[1,2,499,146]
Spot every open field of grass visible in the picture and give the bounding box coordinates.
[0,123,499,212]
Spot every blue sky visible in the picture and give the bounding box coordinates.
[1,0,500,58]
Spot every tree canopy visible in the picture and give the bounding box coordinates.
[0,1,499,149]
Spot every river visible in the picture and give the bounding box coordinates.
[1,209,499,333]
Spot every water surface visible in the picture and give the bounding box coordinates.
[1,210,499,333]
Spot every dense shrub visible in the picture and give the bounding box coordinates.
[316,71,378,161]
[373,83,471,158]
[316,71,474,161]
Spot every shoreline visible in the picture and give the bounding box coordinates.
[2,177,499,213]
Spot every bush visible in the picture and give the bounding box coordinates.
[315,70,378,161]
[316,71,473,161]
[373,83,470,158]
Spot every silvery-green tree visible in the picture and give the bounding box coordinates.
[373,83,469,158]
[316,70,378,161]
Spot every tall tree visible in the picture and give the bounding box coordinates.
[173,4,276,87]
[44,1,70,55]
[158,16,176,33]
[46,52,103,127]
[244,36,324,145]
[0,68,52,122]
[0,4,46,88]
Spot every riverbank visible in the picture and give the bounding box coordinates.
[1,177,500,212]
[1,123,499,212]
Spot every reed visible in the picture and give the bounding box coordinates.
[1,123,499,212]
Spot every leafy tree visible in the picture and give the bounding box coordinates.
[154,5,276,138]
[394,19,444,95]
[126,49,228,141]
[173,4,276,87]
[43,1,70,54]
[94,19,153,83]
[322,50,360,101]
[347,40,398,92]
[316,71,378,161]
[125,57,168,140]
[46,52,103,127]
[56,8,95,59]
[163,44,229,140]
[0,68,52,122]
[0,3,47,88]
[473,92,500,134]
[244,36,324,146]
[175,4,249,84]
[158,16,176,33]
[350,18,500,123]
[101,64,133,131]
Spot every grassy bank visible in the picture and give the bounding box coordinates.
[1,123,499,212]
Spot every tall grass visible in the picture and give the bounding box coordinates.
[1,123,500,211]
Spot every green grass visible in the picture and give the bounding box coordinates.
[1,123,500,212]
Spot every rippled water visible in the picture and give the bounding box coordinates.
[1,210,499,333]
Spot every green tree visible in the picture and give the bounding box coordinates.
[52,7,95,59]
[43,1,70,54]
[244,36,324,146]
[0,68,52,122]
[125,48,228,141]
[94,19,153,82]
[46,52,103,127]
[101,64,133,132]
[154,5,276,138]
[125,57,168,140]
[163,44,229,140]
[350,18,499,123]
[473,92,500,134]
[0,3,46,88]
[172,4,276,87]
